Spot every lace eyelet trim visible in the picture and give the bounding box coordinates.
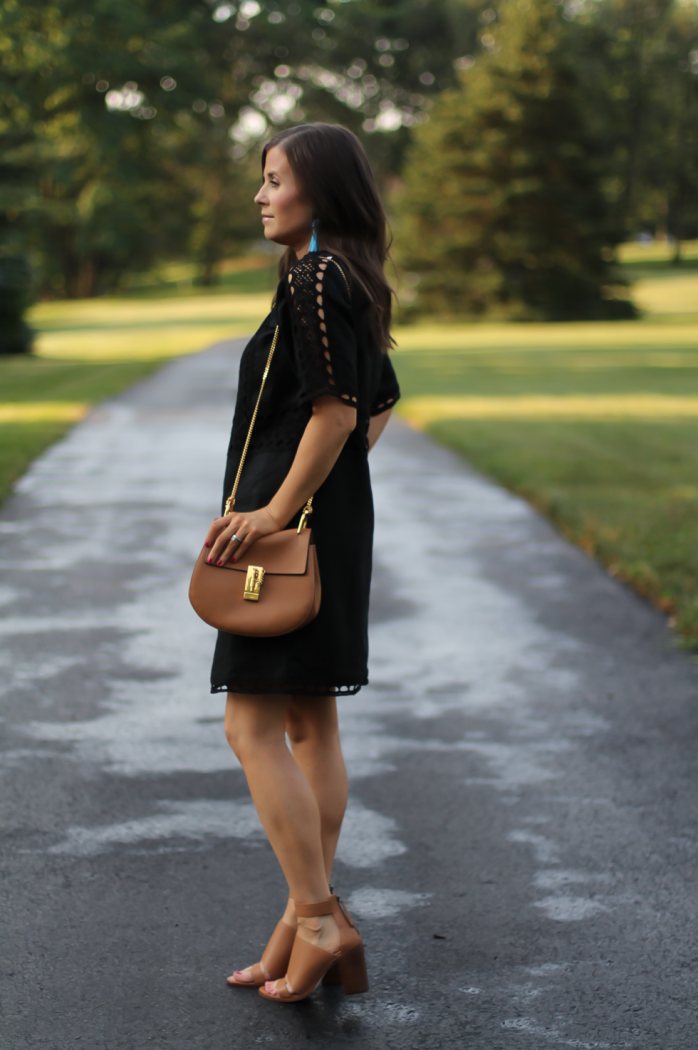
[372,395,397,413]
[288,255,358,406]
[211,680,365,697]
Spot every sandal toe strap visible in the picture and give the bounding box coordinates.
[274,980,297,1000]
[249,963,265,985]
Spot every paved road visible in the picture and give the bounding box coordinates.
[2,339,698,1050]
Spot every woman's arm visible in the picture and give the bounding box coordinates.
[267,395,356,526]
[367,408,392,452]
[204,395,356,567]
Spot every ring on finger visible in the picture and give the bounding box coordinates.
[231,533,242,544]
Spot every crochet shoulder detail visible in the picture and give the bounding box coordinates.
[287,253,357,407]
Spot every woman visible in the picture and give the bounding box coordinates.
[203,123,400,1003]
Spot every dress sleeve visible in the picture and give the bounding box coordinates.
[370,352,401,416]
[287,254,358,408]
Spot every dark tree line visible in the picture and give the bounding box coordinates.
[0,0,476,306]
[395,0,698,318]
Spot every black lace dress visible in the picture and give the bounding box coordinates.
[210,251,400,697]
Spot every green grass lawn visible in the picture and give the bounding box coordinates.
[393,245,698,649]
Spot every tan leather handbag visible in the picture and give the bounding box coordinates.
[188,326,321,637]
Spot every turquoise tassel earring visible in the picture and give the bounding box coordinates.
[309,218,319,252]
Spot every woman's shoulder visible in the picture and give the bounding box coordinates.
[285,251,351,301]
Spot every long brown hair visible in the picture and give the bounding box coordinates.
[262,123,394,353]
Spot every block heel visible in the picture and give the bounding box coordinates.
[338,942,369,995]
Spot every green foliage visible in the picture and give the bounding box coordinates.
[395,0,636,320]
[4,0,697,304]
[0,0,203,296]
[578,0,698,252]
[0,0,481,298]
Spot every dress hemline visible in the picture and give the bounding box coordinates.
[210,680,365,697]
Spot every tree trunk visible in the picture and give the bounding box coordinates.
[75,254,99,298]
[619,2,648,233]
[196,169,225,286]
[200,251,217,287]
[669,78,693,268]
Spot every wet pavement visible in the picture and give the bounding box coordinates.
[1,338,698,1049]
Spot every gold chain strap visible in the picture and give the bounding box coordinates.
[224,325,278,516]
[326,256,350,297]
[223,324,314,532]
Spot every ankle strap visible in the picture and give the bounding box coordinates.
[294,896,336,918]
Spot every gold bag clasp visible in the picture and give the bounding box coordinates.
[243,565,265,601]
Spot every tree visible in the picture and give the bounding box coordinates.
[0,0,201,297]
[394,0,635,320]
[576,0,698,258]
[638,0,698,258]
[1,0,485,297]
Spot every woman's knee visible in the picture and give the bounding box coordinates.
[224,712,246,759]
[224,694,286,762]
[225,718,280,763]
[286,697,339,748]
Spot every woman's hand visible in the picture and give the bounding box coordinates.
[204,506,282,567]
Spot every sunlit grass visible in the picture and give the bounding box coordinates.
[617,238,698,264]
[393,319,698,353]
[400,394,698,426]
[631,275,698,317]
[30,291,272,361]
[35,324,248,361]
[0,402,89,422]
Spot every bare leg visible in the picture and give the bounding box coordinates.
[224,693,340,991]
[286,695,348,881]
[230,694,347,984]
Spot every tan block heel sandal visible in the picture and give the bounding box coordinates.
[258,894,368,1003]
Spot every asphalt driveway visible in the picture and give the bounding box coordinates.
[1,338,697,1049]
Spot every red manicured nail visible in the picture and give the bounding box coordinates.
[216,559,222,566]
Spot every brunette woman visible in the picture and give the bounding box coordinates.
[203,123,400,1003]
